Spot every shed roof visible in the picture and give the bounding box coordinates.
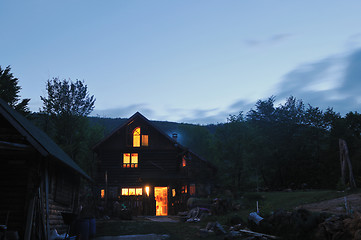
[0,99,91,180]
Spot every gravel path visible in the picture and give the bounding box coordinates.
[298,193,361,214]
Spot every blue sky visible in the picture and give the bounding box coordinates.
[1,1,361,124]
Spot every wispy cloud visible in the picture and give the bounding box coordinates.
[92,104,154,118]
[276,48,361,115]
[345,32,361,49]
[270,33,293,44]
[244,33,293,47]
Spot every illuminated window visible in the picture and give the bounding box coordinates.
[101,189,105,199]
[133,127,141,147]
[182,156,186,167]
[132,127,149,147]
[181,185,187,194]
[142,135,149,146]
[136,188,143,195]
[172,189,176,197]
[123,153,130,168]
[123,153,138,168]
[122,188,128,195]
[129,188,136,195]
[190,184,196,196]
[122,188,143,196]
[145,186,150,196]
[131,153,138,168]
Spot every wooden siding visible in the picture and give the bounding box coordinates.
[47,169,78,234]
[95,113,215,215]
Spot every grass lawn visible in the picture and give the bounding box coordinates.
[96,190,358,239]
[96,218,223,240]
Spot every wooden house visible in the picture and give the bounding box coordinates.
[93,112,215,216]
[0,99,90,239]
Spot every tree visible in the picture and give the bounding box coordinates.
[40,78,98,173]
[0,65,30,115]
[41,78,95,117]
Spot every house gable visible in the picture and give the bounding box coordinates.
[94,112,216,215]
[93,112,178,152]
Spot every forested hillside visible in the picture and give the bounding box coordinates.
[87,96,361,193]
[31,96,361,193]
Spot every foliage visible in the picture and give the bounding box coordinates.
[49,92,361,190]
[40,78,95,117]
[39,78,102,176]
[0,65,30,115]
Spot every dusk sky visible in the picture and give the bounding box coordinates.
[1,1,361,124]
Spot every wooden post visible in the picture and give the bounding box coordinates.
[105,171,108,208]
[24,194,36,240]
[45,167,50,240]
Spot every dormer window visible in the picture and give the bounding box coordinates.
[132,127,149,147]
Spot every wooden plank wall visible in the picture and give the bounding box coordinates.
[47,168,78,234]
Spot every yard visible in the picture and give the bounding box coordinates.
[95,190,359,239]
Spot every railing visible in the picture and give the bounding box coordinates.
[111,196,156,216]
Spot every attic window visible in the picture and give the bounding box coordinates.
[133,127,149,147]
[123,153,138,168]
[133,127,141,147]
[142,135,149,146]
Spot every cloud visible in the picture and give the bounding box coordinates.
[345,32,361,49]
[270,34,293,44]
[244,33,293,47]
[91,104,154,118]
[276,48,361,115]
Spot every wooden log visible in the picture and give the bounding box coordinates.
[238,229,279,239]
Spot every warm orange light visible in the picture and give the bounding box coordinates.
[129,188,136,195]
[136,188,143,196]
[142,135,149,146]
[172,189,176,197]
[122,188,128,195]
[133,127,141,147]
[131,153,138,164]
[155,187,168,216]
[122,188,142,196]
[182,156,186,167]
[145,186,150,196]
[123,153,138,168]
[101,189,105,199]
[190,184,196,196]
[124,153,130,163]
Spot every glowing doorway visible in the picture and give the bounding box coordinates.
[155,187,168,216]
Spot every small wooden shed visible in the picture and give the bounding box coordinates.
[0,99,91,239]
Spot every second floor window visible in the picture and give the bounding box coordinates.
[123,153,138,168]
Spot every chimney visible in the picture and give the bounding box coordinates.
[172,133,178,141]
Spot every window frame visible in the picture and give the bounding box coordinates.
[123,153,139,168]
[132,127,149,147]
[121,187,143,196]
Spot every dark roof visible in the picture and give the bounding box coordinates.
[0,99,91,180]
[93,112,216,169]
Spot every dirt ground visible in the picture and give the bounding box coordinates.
[297,193,361,214]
